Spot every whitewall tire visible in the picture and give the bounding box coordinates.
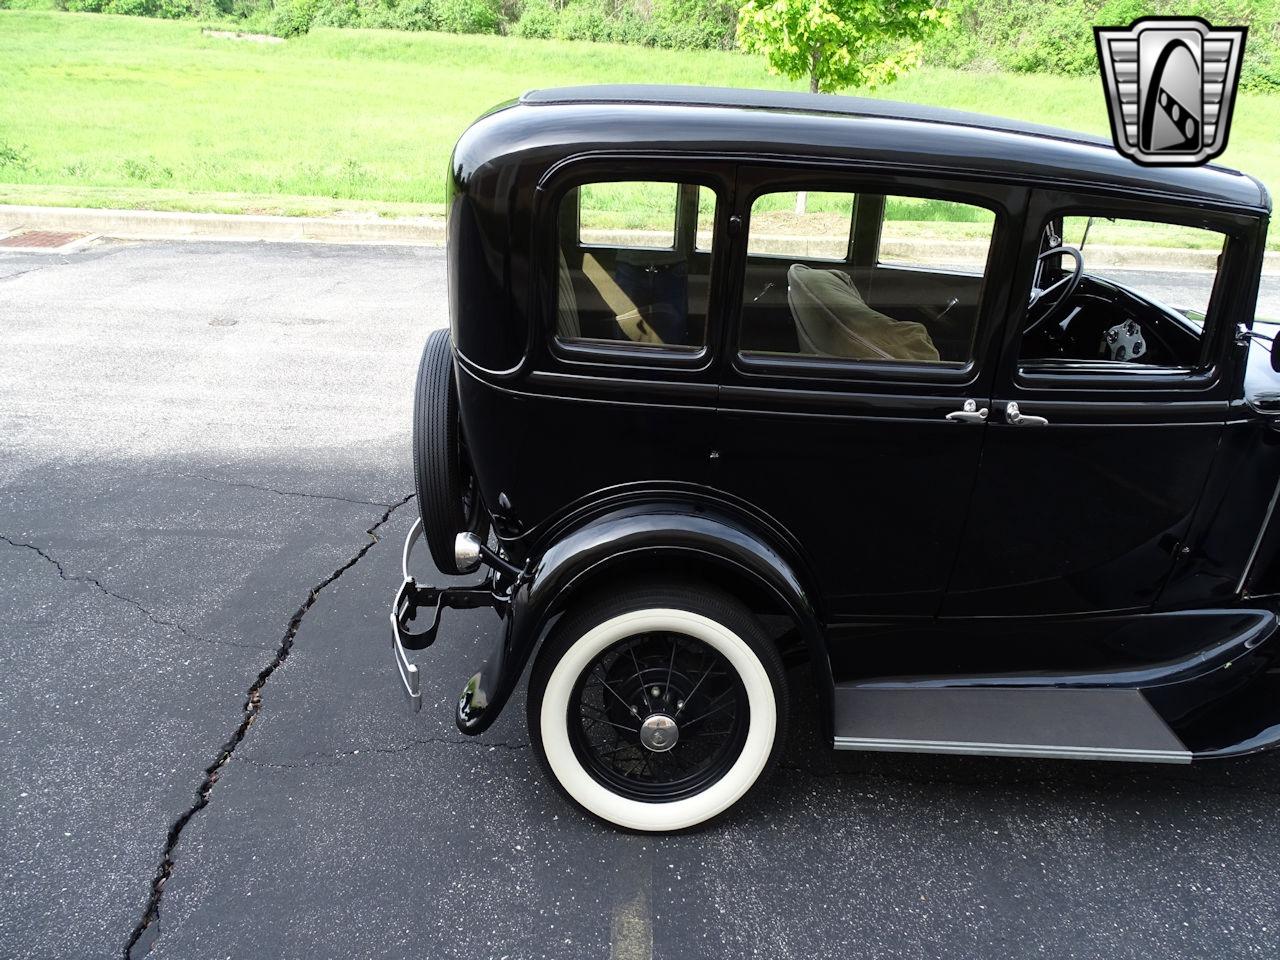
[527,585,788,832]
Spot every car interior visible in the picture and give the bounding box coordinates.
[553,185,1218,373]
[1019,216,1215,369]
[555,183,713,349]
[554,183,992,362]
[737,191,990,364]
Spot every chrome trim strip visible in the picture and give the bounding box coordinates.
[833,736,1192,764]
[1237,473,1280,596]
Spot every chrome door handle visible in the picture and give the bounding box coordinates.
[1005,401,1049,426]
[945,399,989,424]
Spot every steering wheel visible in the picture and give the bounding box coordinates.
[1024,245,1084,336]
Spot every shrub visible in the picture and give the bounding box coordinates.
[922,0,1280,83]
[512,0,555,38]
[311,0,357,24]
[434,0,501,33]
[555,0,606,41]
[651,0,737,50]
[65,0,196,13]
[512,0,734,48]
[0,142,32,171]
[393,0,437,30]
[268,0,318,36]
[1242,46,1280,90]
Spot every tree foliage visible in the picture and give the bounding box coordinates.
[919,0,1279,91]
[737,0,949,93]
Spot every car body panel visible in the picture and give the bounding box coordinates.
[397,85,1280,761]
[454,495,829,736]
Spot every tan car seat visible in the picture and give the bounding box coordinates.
[787,263,939,362]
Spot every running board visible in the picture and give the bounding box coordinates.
[832,686,1191,763]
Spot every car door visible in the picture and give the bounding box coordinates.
[514,162,733,533]
[942,189,1252,617]
[712,166,1025,618]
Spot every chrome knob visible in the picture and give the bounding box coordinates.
[453,532,483,572]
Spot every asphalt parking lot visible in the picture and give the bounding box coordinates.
[3,239,1280,960]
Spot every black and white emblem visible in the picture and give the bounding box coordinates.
[1095,17,1247,166]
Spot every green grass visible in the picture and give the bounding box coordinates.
[1,10,1279,227]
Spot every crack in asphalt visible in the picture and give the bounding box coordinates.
[239,736,530,770]
[0,261,63,284]
[186,473,397,508]
[122,492,414,960]
[0,534,257,651]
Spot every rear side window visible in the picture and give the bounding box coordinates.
[739,189,995,365]
[555,181,715,351]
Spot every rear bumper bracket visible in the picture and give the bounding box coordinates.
[389,518,505,712]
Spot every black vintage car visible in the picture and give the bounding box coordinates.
[390,85,1279,831]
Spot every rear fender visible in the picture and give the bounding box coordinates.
[455,500,830,736]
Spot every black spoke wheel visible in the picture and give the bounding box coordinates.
[568,631,750,803]
[528,584,788,832]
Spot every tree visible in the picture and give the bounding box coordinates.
[737,0,949,94]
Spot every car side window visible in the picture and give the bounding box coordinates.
[555,181,715,351]
[740,190,995,365]
[746,191,855,261]
[1019,215,1226,369]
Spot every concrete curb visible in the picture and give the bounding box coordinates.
[0,205,447,246]
[1,205,1276,274]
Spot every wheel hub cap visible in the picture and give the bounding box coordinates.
[639,713,680,753]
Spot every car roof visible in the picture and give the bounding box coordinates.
[510,85,1270,212]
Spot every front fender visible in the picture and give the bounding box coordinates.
[455,500,830,735]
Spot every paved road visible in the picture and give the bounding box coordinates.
[1106,267,1280,318]
[3,240,1280,960]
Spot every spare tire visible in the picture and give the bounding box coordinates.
[413,329,488,575]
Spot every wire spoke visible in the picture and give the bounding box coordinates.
[674,659,720,717]
[686,686,733,719]
[598,742,641,760]
[597,676,637,715]
[570,628,751,797]
[664,637,678,701]
[580,703,633,728]
[588,716,642,734]
[681,698,737,728]
[680,723,734,739]
[628,640,653,713]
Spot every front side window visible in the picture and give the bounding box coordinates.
[555,180,715,351]
[1019,214,1225,370]
[740,189,995,365]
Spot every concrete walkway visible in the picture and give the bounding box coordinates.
[4,205,1275,276]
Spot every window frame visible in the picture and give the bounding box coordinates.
[536,158,733,373]
[1006,189,1260,395]
[729,167,1015,389]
